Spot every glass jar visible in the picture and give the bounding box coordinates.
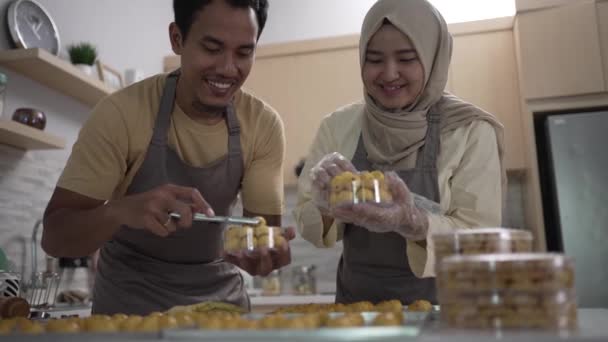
[261,270,281,296]
[291,265,316,295]
[0,72,7,118]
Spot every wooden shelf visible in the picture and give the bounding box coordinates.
[0,48,113,107]
[0,119,65,150]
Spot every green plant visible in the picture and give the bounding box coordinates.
[67,42,97,66]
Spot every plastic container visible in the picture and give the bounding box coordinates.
[432,228,533,267]
[436,253,577,330]
[223,224,286,255]
[261,270,282,296]
[329,171,393,208]
[291,265,316,295]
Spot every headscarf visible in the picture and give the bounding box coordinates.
[360,0,506,192]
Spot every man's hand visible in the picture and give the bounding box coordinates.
[223,227,296,276]
[105,183,214,237]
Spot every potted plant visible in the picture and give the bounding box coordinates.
[67,42,97,76]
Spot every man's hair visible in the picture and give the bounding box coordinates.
[173,0,269,41]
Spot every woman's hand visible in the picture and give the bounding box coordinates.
[331,172,429,240]
[309,152,357,213]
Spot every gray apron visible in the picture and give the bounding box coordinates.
[92,70,249,315]
[336,111,441,305]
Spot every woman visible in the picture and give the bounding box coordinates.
[294,0,505,305]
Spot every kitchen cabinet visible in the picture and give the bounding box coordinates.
[450,30,526,170]
[244,41,363,185]
[598,1,608,92]
[516,1,605,99]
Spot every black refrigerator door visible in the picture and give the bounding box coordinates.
[545,111,608,308]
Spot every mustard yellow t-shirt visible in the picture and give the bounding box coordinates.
[57,73,285,215]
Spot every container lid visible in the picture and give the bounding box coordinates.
[433,228,533,242]
[0,72,7,86]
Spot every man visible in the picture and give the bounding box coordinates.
[42,0,293,315]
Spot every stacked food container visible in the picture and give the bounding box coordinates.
[433,228,578,331]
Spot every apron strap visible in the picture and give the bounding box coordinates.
[150,70,180,147]
[225,104,242,158]
[418,112,441,169]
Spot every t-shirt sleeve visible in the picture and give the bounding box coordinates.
[240,108,285,215]
[56,97,129,200]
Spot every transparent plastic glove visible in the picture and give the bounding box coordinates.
[309,152,357,212]
[412,192,441,214]
[331,171,429,240]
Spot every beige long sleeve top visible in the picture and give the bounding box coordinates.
[293,103,502,278]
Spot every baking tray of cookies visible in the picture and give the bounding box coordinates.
[161,311,428,340]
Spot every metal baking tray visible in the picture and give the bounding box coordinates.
[162,311,430,341]
[162,326,420,341]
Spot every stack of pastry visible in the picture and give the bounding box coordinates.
[224,217,286,254]
[433,228,533,267]
[436,253,577,330]
[329,171,393,208]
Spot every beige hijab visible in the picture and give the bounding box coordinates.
[360,0,506,191]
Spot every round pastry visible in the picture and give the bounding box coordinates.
[158,315,178,329]
[336,190,355,205]
[111,313,128,322]
[347,301,375,312]
[17,320,44,334]
[0,319,16,335]
[273,235,287,248]
[240,236,258,250]
[83,318,118,333]
[170,311,195,328]
[356,188,377,203]
[254,216,267,227]
[224,226,241,240]
[224,238,240,253]
[370,171,385,181]
[120,316,144,332]
[373,312,403,326]
[375,299,403,312]
[379,189,393,203]
[254,225,271,237]
[326,313,364,328]
[329,192,338,207]
[46,319,80,333]
[360,171,376,188]
[258,235,274,249]
[136,316,160,332]
[408,300,433,312]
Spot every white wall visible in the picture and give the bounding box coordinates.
[30,0,174,78]
[260,0,377,44]
[260,0,516,45]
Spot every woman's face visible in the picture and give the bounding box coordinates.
[362,24,425,110]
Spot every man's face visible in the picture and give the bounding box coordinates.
[171,0,258,111]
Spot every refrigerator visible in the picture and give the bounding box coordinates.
[537,110,608,308]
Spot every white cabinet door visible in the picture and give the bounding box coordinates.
[451,30,525,170]
[517,1,605,99]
